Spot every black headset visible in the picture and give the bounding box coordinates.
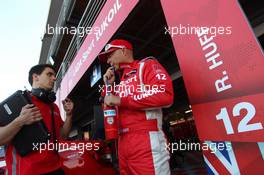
[31,88,56,103]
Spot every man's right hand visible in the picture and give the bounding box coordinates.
[15,104,43,126]
[103,67,115,85]
[0,104,43,145]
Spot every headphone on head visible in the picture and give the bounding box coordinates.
[31,88,56,103]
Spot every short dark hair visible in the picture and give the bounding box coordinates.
[28,64,55,85]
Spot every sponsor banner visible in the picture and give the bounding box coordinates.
[160,0,264,142]
[161,0,264,105]
[60,0,139,100]
[161,0,264,174]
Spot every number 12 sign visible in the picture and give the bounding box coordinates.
[193,93,264,142]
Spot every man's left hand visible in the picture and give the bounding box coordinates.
[104,94,121,106]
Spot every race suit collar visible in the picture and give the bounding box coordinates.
[119,60,139,70]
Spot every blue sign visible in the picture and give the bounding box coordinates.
[90,64,101,87]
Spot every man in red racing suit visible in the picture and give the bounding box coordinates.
[98,39,174,175]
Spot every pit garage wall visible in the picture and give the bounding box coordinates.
[161,0,264,174]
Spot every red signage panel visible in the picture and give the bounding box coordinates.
[161,0,264,174]
[59,0,139,100]
[161,0,264,142]
[193,93,264,142]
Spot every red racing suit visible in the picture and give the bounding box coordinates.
[114,57,174,175]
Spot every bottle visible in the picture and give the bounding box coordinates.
[103,104,118,140]
[103,77,118,140]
